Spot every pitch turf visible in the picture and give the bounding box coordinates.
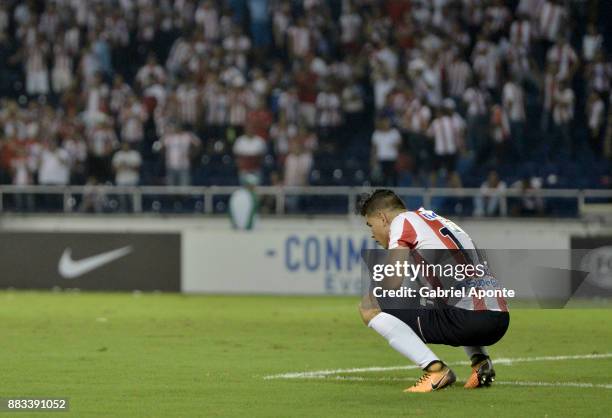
[1,291,611,417]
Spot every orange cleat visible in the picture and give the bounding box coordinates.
[464,357,496,389]
[404,363,456,393]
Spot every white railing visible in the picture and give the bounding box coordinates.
[0,185,611,217]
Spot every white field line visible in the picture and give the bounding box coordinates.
[495,381,612,389]
[263,353,612,380]
[284,376,612,390]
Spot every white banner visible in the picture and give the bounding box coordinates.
[182,229,377,294]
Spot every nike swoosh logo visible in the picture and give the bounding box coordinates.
[58,246,133,279]
[430,371,449,390]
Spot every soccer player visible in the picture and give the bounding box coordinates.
[358,190,510,393]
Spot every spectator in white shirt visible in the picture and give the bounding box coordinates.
[112,142,142,211]
[233,124,267,185]
[10,147,34,211]
[39,139,70,185]
[510,13,533,51]
[283,138,312,187]
[136,54,166,91]
[582,23,602,62]
[112,142,142,186]
[38,139,71,211]
[371,117,402,186]
[502,77,527,158]
[87,118,118,183]
[463,80,489,155]
[283,138,313,213]
[446,53,472,100]
[195,0,220,41]
[315,84,343,150]
[119,95,146,144]
[474,170,507,217]
[586,52,611,95]
[546,36,579,82]
[539,0,565,43]
[586,92,605,154]
[24,36,50,96]
[339,4,362,51]
[427,105,464,173]
[269,114,297,163]
[161,123,201,186]
[551,80,575,157]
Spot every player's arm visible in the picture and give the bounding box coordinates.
[378,248,411,290]
[359,247,412,325]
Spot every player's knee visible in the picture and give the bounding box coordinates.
[359,305,381,326]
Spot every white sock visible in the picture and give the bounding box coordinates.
[464,346,488,361]
[368,312,439,369]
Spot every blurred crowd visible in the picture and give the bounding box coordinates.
[0,0,610,215]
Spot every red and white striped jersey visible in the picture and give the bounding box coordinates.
[446,60,472,97]
[510,20,532,49]
[175,84,201,125]
[427,116,461,156]
[546,43,578,80]
[539,1,565,42]
[389,209,476,250]
[204,84,228,126]
[228,89,253,126]
[388,208,508,312]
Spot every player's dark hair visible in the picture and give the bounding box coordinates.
[358,189,406,216]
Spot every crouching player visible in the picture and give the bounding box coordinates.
[359,190,510,393]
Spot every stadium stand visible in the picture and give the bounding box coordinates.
[0,0,610,216]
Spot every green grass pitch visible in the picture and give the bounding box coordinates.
[1,291,611,417]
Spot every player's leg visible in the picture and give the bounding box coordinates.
[416,307,509,389]
[463,346,496,389]
[359,297,456,392]
[461,310,509,389]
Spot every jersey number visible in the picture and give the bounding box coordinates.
[439,226,464,249]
